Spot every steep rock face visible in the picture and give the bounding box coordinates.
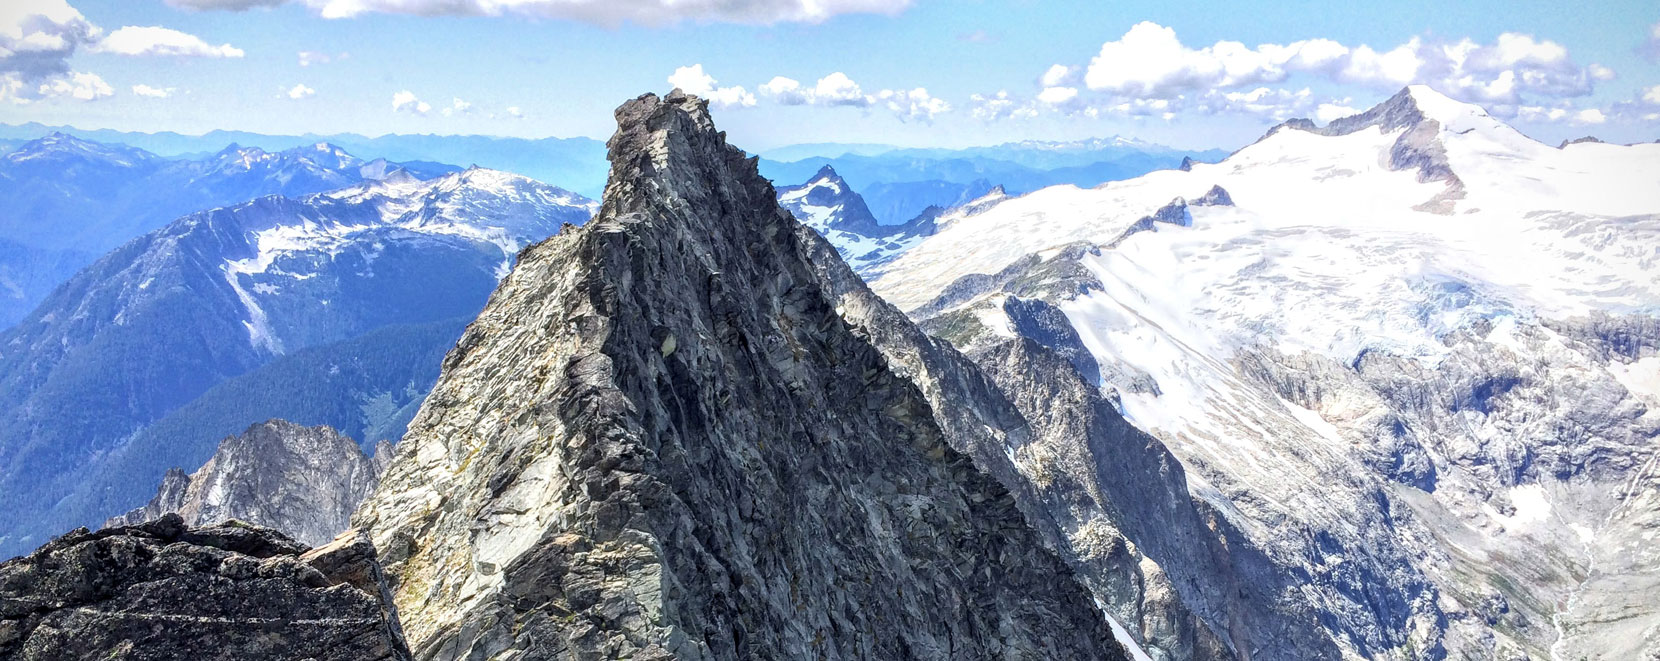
[0,515,410,660]
[105,420,386,546]
[354,91,1126,660]
[796,229,1239,661]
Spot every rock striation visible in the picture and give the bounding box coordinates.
[105,419,388,547]
[354,90,1128,660]
[0,514,411,660]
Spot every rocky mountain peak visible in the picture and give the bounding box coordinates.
[354,91,1126,659]
[104,420,386,547]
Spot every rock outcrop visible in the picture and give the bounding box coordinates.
[106,420,386,547]
[0,515,411,660]
[354,90,1128,660]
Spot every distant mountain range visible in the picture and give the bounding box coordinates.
[0,168,595,558]
[0,123,609,198]
[0,133,461,329]
[0,123,1224,228]
[758,138,1226,224]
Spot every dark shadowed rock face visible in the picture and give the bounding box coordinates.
[354,90,1127,660]
[0,515,410,660]
[105,419,386,547]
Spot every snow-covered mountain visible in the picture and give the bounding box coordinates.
[775,165,941,277]
[759,139,1224,225]
[869,86,1660,659]
[0,133,460,329]
[0,168,595,559]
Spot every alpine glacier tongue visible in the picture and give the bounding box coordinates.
[867,86,1660,659]
[353,91,1127,660]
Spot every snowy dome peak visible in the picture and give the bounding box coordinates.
[1403,85,1492,123]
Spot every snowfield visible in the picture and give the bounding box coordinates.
[869,86,1660,660]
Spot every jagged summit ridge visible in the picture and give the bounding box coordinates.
[354,90,1126,660]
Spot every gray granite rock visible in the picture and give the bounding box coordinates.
[105,419,386,547]
[0,514,411,660]
[354,90,1128,661]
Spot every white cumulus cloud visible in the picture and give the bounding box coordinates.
[873,87,949,122]
[1039,64,1076,88]
[392,90,430,115]
[810,72,869,106]
[287,83,315,99]
[759,76,810,105]
[93,26,244,58]
[505,106,524,118]
[132,83,174,98]
[756,71,948,120]
[441,97,472,115]
[37,70,112,100]
[968,90,1036,121]
[1077,21,1609,107]
[667,64,756,109]
[1315,102,1359,123]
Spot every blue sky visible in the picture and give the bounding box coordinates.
[2,0,1657,151]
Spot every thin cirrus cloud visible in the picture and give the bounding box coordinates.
[163,0,911,25]
[2,0,243,104]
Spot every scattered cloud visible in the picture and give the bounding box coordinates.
[505,106,524,118]
[1077,21,1610,107]
[1040,64,1077,88]
[873,88,949,122]
[759,77,810,105]
[441,97,472,116]
[810,72,868,106]
[1644,84,1660,105]
[286,83,315,99]
[1315,102,1359,123]
[392,90,430,114]
[757,72,948,121]
[1,0,102,103]
[132,83,175,98]
[667,64,755,109]
[3,1,241,103]
[958,30,996,44]
[1643,22,1660,61]
[968,91,1036,121]
[172,0,911,25]
[298,50,333,66]
[36,71,112,101]
[1515,104,1608,125]
[92,26,244,58]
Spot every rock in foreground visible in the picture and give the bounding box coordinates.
[0,515,410,660]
